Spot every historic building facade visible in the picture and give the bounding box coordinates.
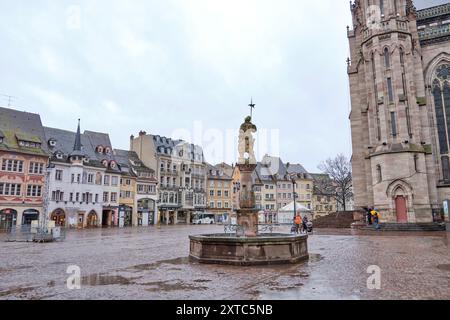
[286,163,314,211]
[44,122,121,228]
[348,1,450,223]
[0,107,49,230]
[232,155,312,223]
[206,163,233,223]
[311,173,337,218]
[130,131,207,225]
[115,149,158,227]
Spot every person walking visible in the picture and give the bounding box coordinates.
[371,209,381,230]
[367,207,373,225]
[302,215,309,234]
[294,214,302,234]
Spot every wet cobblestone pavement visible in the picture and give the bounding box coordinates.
[0,225,449,300]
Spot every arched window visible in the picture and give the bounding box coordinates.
[414,154,419,173]
[442,156,450,181]
[433,65,450,155]
[384,48,390,69]
[376,165,382,183]
[400,47,405,67]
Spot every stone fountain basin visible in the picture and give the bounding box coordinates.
[189,233,309,266]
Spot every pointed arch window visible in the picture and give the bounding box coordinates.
[400,47,405,67]
[384,48,390,69]
[414,154,419,173]
[376,165,382,183]
[372,51,381,141]
[442,156,450,181]
[433,65,450,155]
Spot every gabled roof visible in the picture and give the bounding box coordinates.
[151,134,205,162]
[286,163,313,179]
[114,149,156,182]
[0,106,49,156]
[207,163,232,180]
[44,126,120,172]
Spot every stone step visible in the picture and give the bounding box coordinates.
[361,223,446,232]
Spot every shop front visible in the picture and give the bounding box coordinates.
[0,209,17,231]
[22,209,39,225]
[51,208,66,227]
[117,205,132,227]
[87,210,99,228]
[138,199,156,226]
[103,207,119,227]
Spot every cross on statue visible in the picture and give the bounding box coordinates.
[248,98,255,118]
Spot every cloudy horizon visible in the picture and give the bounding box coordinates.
[0,0,447,172]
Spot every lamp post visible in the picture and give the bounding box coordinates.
[289,174,298,221]
[292,179,297,220]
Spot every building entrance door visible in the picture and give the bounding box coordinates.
[0,209,17,230]
[22,209,39,225]
[87,212,97,228]
[51,209,66,227]
[395,196,408,223]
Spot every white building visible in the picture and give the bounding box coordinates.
[44,121,121,228]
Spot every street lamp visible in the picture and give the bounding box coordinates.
[289,174,298,221]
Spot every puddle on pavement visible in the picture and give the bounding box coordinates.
[128,257,190,271]
[308,253,323,263]
[437,264,450,271]
[81,274,140,286]
[0,286,37,298]
[0,265,33,274]
[143,281,208,292]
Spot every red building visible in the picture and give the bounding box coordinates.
[0,107,49,230]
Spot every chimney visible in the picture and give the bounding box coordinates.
[129,134,135,151]
[139,131,146,137]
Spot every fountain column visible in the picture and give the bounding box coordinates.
[236,116,259,237]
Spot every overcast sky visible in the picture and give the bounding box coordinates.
[0,0,447,172]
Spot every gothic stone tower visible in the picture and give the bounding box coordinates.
[347,0,446,223]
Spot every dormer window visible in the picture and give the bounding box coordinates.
[102,159,108,167]
[55,152,63,160]
[110,161,117,169]
[48,139,57,147]
[105,147,111,154]
[97,146,104,154]
[83,157,90,164]
[18,140,41,148]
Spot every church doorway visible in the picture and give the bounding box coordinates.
[395,196,408,223]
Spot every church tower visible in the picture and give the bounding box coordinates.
[347,0,438,223]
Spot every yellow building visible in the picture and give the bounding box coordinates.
[206,164,233,223]
[119,173,137,225]
[115,149,158,227]
[311,173,336,218]
[286,163,313,211]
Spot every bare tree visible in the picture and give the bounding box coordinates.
[318,154,353,212]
